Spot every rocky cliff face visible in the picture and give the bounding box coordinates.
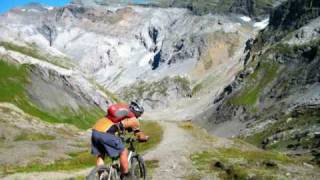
[0,2,256,112]
[130,0,286,18]
[201,0,320,163]
[230,0,256,17]
[258,0,320,44]
[74,0,284,18]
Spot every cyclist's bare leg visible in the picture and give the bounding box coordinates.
[96,155,105,166]
[120,148,129,174]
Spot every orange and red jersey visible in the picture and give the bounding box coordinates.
[92,103,137,133]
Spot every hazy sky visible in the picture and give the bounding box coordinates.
[0,0,70,13]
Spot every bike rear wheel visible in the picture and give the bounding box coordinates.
[87,165,114,180]
[130,155,147,180]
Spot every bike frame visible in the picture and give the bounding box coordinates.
[105,137,136,180]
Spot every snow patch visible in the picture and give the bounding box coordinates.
[27,9,40,13]
[105,6,124,13]
[254,18,269,30]
[116,44,131,58]
[139,53,153,67]
[45,6,54,11]
[240,16,251,22]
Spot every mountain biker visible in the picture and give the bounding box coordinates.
[91,101,149,180]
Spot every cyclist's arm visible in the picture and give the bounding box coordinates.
[121,118,148,141]
[122,117,140,132]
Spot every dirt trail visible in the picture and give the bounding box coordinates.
[1,168,91,180]
[143,121,200,179]
[143,120,234,180]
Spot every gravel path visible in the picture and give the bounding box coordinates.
[1,168,91,180]
[143,121,200,180]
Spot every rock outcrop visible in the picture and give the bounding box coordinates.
[201,0,320,160]
[230,0,256,17]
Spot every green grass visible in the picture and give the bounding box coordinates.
[270,39,320,56]
[14,132,55,141]
[121,79,167,101]
[135,120,164,153]
[256,0,273,10]
[121,76,190,101]
[179,121,195,130]
[229,60,280,106]
[67,175,86,180]
[57,106,105,130]
[2,151,96,174]
[111,71,123,84]
[191,83,203,96]
[184,121,298,179]
[0,60,28,101]
[173,76,191,92]
[0,61,57,123]
[215,148,291,163]
[272,43,294,55]
[0,42,43,60]
[2,121,163,175]
[179,121,217,143]
[156,0,233,14]
[145,159,159,180]
[244,108,320,150]
[202,53,213,70]
[0,41,74,69]
[0,136,5,148]
[191,147,293,179]
[90,79,123,103]
[153,0,275,16]
[0,59,104,130]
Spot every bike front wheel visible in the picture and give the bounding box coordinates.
[130,155,147,180]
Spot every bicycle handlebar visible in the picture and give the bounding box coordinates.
[125,137,137,143]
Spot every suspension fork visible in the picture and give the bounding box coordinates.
[127,140,135,164]
[128,151,133,161]
[128,150,136,170]
[108,165,112,180]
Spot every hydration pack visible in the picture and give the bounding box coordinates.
[106,103,135,123]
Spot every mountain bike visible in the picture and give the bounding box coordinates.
[87,135,147,180]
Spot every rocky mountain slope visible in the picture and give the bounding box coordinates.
[0,102,89,171]
[0,1,261,111]
[79,0,285,18]
[1,0,319,179]
[200,0,320,164]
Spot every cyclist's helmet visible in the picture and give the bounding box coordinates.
[129,101,144,118]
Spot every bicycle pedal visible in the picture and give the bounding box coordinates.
[98,170,107,176]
